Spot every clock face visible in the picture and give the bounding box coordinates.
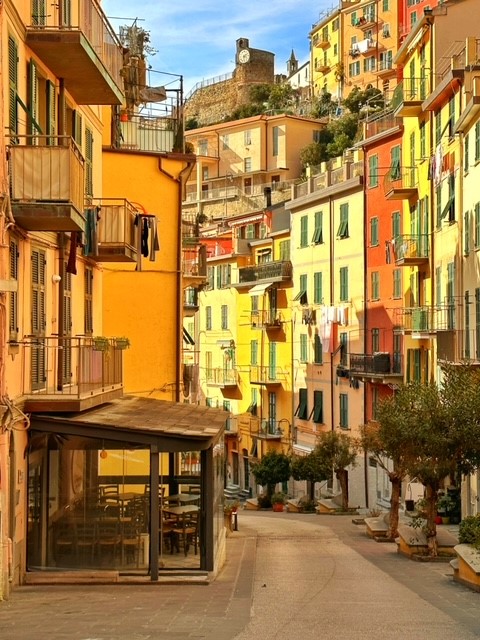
[238,49,250,63]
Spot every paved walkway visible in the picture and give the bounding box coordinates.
[0,512,479,640]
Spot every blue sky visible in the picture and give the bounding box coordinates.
[102,0,335,95]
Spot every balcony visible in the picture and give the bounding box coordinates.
[183,245,208,288]
[354,14,379,30]
[395,307,436,335]
[250,419,290,442]
[206,367,239,388]
[313,34,330,49]
[26,0,123,105]
[384,167,418,201]
[183,287,199,314]
[364,111,402,140]
[349,352,403,382]
[391,78,429,117]
[8,136,85,232]
[314,59,331,74]
[90,199,138,262]
[116,106,183,154]
[393,234,429,266]
[250,365,287,386]
[251,309,283,330]
[238,260,292,286]
[21,336,124,412]
[374,61,395,79]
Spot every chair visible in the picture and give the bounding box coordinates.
[75,522,97,563]
[173,512,199,557]
[121,517,143,567]
[97,519,121,561]
[53,521,75,561]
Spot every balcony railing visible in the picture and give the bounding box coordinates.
[394,234,429,265]
[291,161,363,200]
[350,352,403,377]
[364,111,401,139]
[250,365,287,385]
[206,368,239,387]
[251,310,283,329]
[395,303,458,333]
[238,260,292,285]
[21,336,124,412]
[259,419,284,439]
[313,34,330,49]
[391,78,429,116]
[384,167,418,200]
[9,136,85,232]
[314,59,331,73]
[90,198,138,262]
[116,106,182,154]
[26,0,123,104]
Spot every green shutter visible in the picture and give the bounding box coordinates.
[8,37,18,137]
[85,127,93,197]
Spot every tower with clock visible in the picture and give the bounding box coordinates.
[234,38,274,103]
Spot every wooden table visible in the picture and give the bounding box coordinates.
[164,493,200,505]
[162,504,199,517]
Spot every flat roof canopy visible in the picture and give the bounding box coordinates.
[30,395,228,451]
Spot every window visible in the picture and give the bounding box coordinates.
[198,139,208,155]
[339,394,349,429]
[372,328,380,353]
[435,185,442,229]
[205,352,212,382]
[279,240,290,261]
[272,126,279,156]
[222,134,229,150]
[465,210,471,256]
[293,273,308,305]
[464,133,469,173]
[368,155,378,187]
[84,266,93,334]
[312,211,323,244]
[311,390,324,423]
[349,61,361,77]
[202,167,208,180]
[9,239,19,340]
[31,248,46,390]
[465,291,471,359]
[340,332,348,366]
[85,127,94,197]
[393,269,401,299]
[250,339,258,365]
[340,266,349,302]
[392,211,401,240]
[371,271,380,300]
[370,217,379,246]
[475,122,480,163]
[337,203,349,238]
[221,305,228,330]
[300,334,308,362]
[300,215,308,247]
[314,334,323,364]
[435,266,442,306]
[390,145,401,180]
[8,36,18,136]
[420,121,426,160]
[244,157,252,172]
[295,388,308,420]
[247,388,258,415]
[440,173,455,222]
[475,203,480,248]
[216,264,231,288]
[244,130,252,146]
[314,272,323,304]
[206,306,212,330]
[268,342,277,380]
[383,0,389,12]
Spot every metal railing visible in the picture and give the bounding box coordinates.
[394,234,429,261]
[22,336,124,398]
[117,111,179,153]
[364,110,401,139]
[391,77,429,111]
[205,368,239,386]
[8,136,84,211]
[250,365,287,385]
[250,310,283,328]
[27,0,123,89]
[238,260,292,284]
[349,352,403,375]
[395,303,459,333]
[185,72,233,101]
[384,166,417,196]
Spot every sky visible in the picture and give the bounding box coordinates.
[102,0,336,96]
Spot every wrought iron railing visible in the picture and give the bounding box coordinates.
[238,260,292,284]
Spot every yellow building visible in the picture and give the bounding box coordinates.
[288,151,366,506]
[310,8,343,99]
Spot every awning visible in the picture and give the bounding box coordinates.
[248,282,273,296]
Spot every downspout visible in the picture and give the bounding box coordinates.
[362,149,369,509]
[157,156,196,402]
[329,193,335,432]
[56,80,67,391]
[427,18,435,383]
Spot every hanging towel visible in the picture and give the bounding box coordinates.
[149,217,160,262]
[66,231,78,275]
[141,217,149,257]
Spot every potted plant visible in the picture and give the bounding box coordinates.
[437,493,455,524]
[92,336,110,352]
[224,499,239,533]
[271,492,286,512]
[252,451,291,508]
[114,336,131,350]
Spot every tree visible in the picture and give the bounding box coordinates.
[252,451,291,501]
[366,365,480,556]
[343,86,384,114]
[299,142,325,169]
[291,451,330,501]
[313,431,358,510]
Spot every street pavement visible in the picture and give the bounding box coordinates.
[0,511,479,640]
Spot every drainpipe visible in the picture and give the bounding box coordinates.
[329,192,335,432]
[56,232,65,391]
[362,149,369,509]
[157,156,195,402]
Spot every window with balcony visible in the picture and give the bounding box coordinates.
[247,388,258,415]
[372,328,380,353]
[295,388,308,420]
[390,145,401,180]
[205,352,212,382]
[198,139,208,155]
[465,210,471,256]
[312,211,323,244]
[339,394,349,429]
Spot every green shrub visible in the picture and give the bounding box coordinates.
[257,495,272,509]
[299,498,316,513]
[459,514,480,548]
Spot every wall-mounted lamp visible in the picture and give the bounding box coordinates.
[52,274,62,284]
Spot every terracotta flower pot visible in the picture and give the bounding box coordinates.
[272,503,284,512]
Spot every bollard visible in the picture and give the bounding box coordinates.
[231,510,238,531]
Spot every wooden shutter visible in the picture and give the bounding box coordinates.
[9,240,19,340]
[84,267,93,334]
[31,248,46,390]
[8,36,18,137]
[28,60,39,141]
[85,127,93,197]
[46,80,56,144]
